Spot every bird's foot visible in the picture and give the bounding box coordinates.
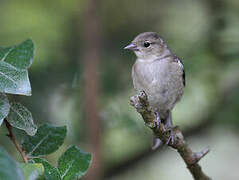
[165,127,174,145]
[152,137,162,150]
[165,110,175,145]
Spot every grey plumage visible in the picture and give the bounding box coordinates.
[132,55,184,119]
[125,32,185,146]
[126,32,185,120]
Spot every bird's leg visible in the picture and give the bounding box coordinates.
[154,111,161,129]
[165,110,174,145]
[151,111,162,150]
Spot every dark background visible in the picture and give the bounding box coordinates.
[0,0,239,179]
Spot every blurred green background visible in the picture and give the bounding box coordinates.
[0,0,239,179]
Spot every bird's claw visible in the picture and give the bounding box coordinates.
[152,137,162,150]
[154,111,175,145]
[166,128,174,145]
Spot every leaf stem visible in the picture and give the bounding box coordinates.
[4,119,28,163]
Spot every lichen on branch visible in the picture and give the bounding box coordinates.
[130,90,212,180]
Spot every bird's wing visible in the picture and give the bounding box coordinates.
[174,57,185,86]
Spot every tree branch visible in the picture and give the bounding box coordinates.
[130,91,212,180]
[4,119,28,163]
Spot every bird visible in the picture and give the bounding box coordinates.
[124,32,185,148]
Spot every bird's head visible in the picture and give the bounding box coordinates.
[124,32,170,61]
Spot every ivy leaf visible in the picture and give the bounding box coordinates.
[0,39,34,69]
[22,124,67,157]
[0,147,24,180]
[0,61,31,96]
[20,163,44,180]
[32,158,61,180]
[7,102,37,136]
[0,47,11,59]
[58,145,92,180]
[0,93,10,126]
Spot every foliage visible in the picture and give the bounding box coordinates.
[0,40,92,180]
[7,102,37,136]
[0,147,25,180]
[58,146,92,180]
[20,163,44,180]
[22,124,67,157]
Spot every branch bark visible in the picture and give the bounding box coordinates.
[4,119,28,163]
[130,91,212,180]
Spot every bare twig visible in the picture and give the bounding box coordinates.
[130,91,212,180]
[194,147,210,163]
[4,119,28,163]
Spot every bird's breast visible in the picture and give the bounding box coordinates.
[132,59,170,90]
[132,59,184,111]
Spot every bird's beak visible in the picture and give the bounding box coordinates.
[124,43,138,51]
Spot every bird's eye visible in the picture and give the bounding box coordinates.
[143,41,150,48]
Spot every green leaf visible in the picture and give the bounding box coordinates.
[58,145,92,180]
[0,39,34,69]
[0,47,11,59]
[0,61,31,96]
[0,147,24,180]
[7,102,37,136]
[20,163,44,180]
[32,158,61,180]
[22,124,67,157]
[0,93,10,126]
